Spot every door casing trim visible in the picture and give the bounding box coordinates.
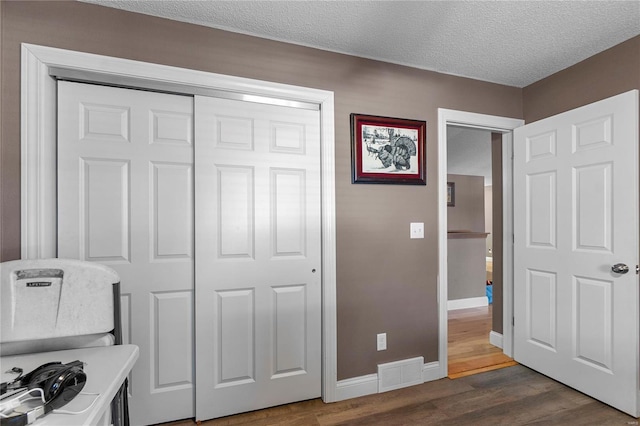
[20,43,339,402]
[437,108,523,377]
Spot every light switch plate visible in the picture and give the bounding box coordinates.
[377,333,387,351]
[410,222,424,239]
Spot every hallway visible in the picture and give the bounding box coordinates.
[448,305,516,378]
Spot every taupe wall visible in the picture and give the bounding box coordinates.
[447,174,485,232]
[448,238,487,301]
[446,174,486,302]
[2,1,637,384]
[523,36,640,123]
[1,1,525,380]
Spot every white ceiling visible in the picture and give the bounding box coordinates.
[81,0,639,87]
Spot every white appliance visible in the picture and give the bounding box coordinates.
[0,259,129,425]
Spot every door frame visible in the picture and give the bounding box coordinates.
[437,108,523,377]
[20,43,340,402]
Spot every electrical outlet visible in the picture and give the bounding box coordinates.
[377,333,387,351]
[410,222,424,239]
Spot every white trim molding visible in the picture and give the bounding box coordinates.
[422,361,441,382]
[335,361,441,402]
[336,374,379,401]
[437,108,524,378]
[489,331,504,349]
[20,43,339,402]
[447,297,488,311]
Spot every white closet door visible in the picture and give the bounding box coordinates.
[194,96,322,421]
[57,81,194,425]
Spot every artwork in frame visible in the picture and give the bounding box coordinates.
[447,182,455,206]
[350,113,426,185]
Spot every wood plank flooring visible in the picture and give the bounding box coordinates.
[448,305,516,378]
[158,306,636,425]
[159,365,636,425]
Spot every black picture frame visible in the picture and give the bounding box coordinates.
[350,113,426,185]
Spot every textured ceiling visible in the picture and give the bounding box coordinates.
[81,0,640,87]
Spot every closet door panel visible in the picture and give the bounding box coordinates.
[58,81,194,426]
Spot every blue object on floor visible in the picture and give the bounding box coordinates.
[486,284,493,304]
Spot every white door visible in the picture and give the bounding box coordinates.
[514,90,639,416]
[57,81,195,425]
[194,96,322,420]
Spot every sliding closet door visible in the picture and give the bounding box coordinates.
[194,96,322,420]
[57,81,195,425]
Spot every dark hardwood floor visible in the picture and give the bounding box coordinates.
[159,306,636,425]
[161,365,636,425]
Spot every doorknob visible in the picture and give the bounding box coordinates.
[611,263,629,274]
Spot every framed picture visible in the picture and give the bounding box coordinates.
[350,113,426,185]
[447,182,455,206]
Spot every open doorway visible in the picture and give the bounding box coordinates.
[437,108,523,380]
[446,126,516,378]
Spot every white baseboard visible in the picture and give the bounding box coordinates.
[447,296,488,310]
[334,361,443,402]
[335,373,378,401]
[489,331,503,349]
[422,361,441,382]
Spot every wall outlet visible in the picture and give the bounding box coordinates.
[377,333,387,351]
[410,222,424,239]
